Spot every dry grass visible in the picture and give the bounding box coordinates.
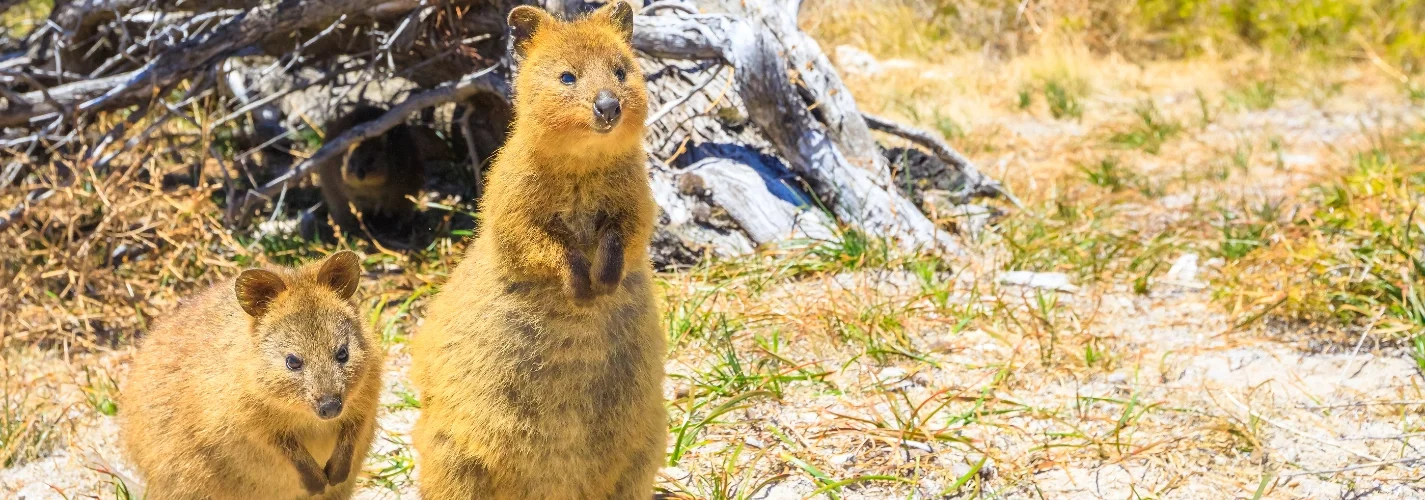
[2,0,1424,498]
[802,0,1425,71]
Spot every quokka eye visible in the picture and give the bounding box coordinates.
[335,344,349,363]
[285,354,304,371]
[560,72,577,85]
[614,67,627,82]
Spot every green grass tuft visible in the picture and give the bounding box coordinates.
[1226,79,1279,111]
[1108,100,1182,154]
[1079,156,1135,192]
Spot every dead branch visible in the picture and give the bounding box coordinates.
[635,9,959,252]
[1,0,420,127]
[861,113,1022,208]
[644,64,724,126]
[226,64,504,226]
[0,73,130,127]
[3,0,1014,262]
[0,188,55,233]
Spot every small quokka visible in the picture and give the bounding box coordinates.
[410,2,666,499]
[120,251,384,500]
[317,105,426,238]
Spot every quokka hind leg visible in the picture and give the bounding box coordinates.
[414,426,497,500]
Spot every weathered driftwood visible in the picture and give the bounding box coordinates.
[633,5,959,253]
[2,0,1009,259]
[681,156,836,245]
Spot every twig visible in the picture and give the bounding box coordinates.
[1222,391,1382,463]
[645,64,726,126]
[2,0,392,128]
[1338,432,1425,441]
[0,72,130,127]
[213,58,361,128]
[227,64,501,227]
[0,188,56,232]
[85,454,146,499]
[1339,308,1387,379]
[861,112,1023,209]
[0,69,69,120]
[1353,33,1410,84]
[1296,400,1423,410]
[1280,456,1421,478]
[641,0,697,15]
[95,86,215,171]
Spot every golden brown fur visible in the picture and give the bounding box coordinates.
[410,3,665,499]
[120,251,384,500]
[317,105,426,237]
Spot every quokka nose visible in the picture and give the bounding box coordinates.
[317,395,343,420]
[593,90,622,123]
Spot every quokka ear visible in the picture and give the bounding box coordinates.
[599,1,634,43]
[236,269,287,318]
[508,5,554,60]
[317,250,362,300]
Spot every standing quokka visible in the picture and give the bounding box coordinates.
[410,2,666,499]
[120,251,384,500]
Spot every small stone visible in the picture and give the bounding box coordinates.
[877,367,908,383]
[1107,372,1128,384]
[1165,253,1199,282]
[371,262,404,274]
[256,218,299,237]
[998,271,1078,292]
[830,453,856,466]
[917,478,943,497]
[744,436,765,449]
[876,367,916,391]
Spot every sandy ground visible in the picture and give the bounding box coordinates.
[3,277,1420,499]
[3,45,1423,500]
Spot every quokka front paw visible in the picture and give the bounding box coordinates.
[566,247,598,305]
[589,227,625,297]
[297,465,327,495]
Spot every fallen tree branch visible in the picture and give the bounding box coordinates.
[0,187,55,233]
[0,72,134,128]
[641,1,697,16]
[80,0,367,113]
[635,9,960,253]
[0,73,129,127]
[1,0,418,127]
[644,64,725,126]
[861,113,1022,208]
[226,64,503,226]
